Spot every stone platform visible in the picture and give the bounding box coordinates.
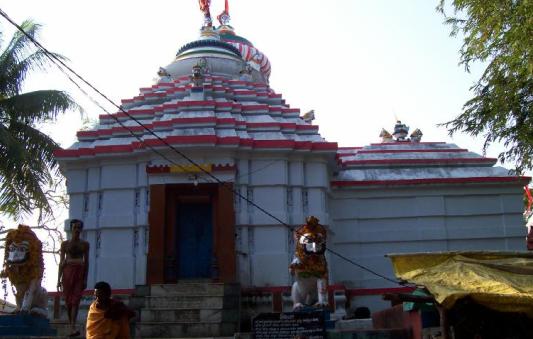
[0,314,56,337]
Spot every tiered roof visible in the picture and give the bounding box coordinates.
[55,73,337,159]
[333,141,527,187]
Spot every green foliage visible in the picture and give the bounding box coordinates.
[0,20,79,218]
[437,0,533,173]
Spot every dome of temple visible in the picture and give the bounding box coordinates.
[162,24,271,85]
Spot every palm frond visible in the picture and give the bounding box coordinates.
[0,20,40,66]
[0,18,80,218]
[0,21,68,97]
[0,123,56,217]
[0,90,80,123]
[0,49,50,96]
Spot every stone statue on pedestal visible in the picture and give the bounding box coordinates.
[289,216,329,311]
[0,224,48,317]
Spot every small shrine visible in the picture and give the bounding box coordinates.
[54,0,530,329]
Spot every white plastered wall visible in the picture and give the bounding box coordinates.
[64,159,150,290]
[234,154,331,287]
[328,184,526,312]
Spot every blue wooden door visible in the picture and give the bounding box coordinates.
[177,203,213,278]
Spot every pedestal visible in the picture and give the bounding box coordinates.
[0,314,57,336]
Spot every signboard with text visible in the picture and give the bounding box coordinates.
[253,311,325,339]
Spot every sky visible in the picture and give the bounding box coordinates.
[0,0,528,295]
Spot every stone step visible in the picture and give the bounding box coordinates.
[141,308,239,323]
[140,322,238,338]
[132,295,232,309]
[131,295,223,309]
[149,283,239,297]
[50,320,81,337]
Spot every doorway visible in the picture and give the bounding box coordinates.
[147,183,236,284]
[176,202,213,278]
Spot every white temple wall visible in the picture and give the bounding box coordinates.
[63,159,150,290]
[328,184,525,311]
[235,155,331,287]
[64,152,332,289]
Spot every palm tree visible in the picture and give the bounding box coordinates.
[0,20,79,218]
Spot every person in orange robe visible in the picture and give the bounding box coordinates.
[86,281,135,339]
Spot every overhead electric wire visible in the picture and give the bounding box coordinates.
[0,8,403,286]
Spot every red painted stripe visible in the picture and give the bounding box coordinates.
[280,123,297,129]
[342,157,496,165]
[351,148,469,154]
[55,139,338,157]
[144,92,166,98]
[311,142,338,150]
[146,164,237,174]
[346,287,415,296]
[239,139,253,147]
[241,285,414,295]
[253,140,295,148]
[282,108,300,114]
[53,149,81,157]
[94,145,133,154]
[48,288,135,296]
[295,125,319,130]
[77,148,95,156]
[295,141,312,150]
[372,142,446,146]
[234,90,256,96]
[146,166,170,174]
[212,164,236,171]
[338,147,363,150]
[331,176,531,187]
[77,130,99,138]
[217,136,240,145]
[215,102,233,108]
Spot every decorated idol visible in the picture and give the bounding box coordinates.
[289,216,329,310]
[0,225,48,317]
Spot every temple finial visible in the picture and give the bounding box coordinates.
[217,0,231,26]
[198,0,212,27]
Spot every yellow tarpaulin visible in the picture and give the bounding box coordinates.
[387,251,533,316]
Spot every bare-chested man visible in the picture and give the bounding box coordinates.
[57,219,90,337]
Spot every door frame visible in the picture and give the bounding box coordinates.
[146,183,236,284]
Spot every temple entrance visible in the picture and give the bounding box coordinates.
[176,202,212,278]
[147,183,236,284]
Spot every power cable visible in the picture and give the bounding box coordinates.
[0,8,404,286]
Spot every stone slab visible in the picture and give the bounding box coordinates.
[0,314,56,336]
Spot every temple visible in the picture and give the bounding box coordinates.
[54,3,529,315]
